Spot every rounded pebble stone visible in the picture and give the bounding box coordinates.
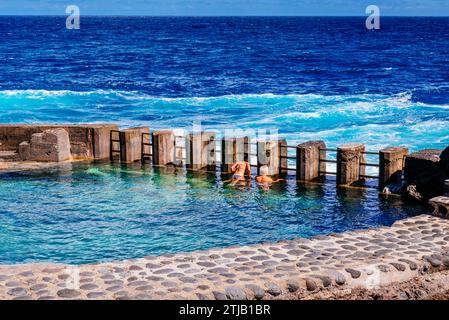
[246,284,265,300]
[57,289,81,299]
[265,283,282,296]
[225,287,247,300]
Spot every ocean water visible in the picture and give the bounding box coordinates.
[0,16,449,150]
[0,17,448,264]
[0,163,423,264]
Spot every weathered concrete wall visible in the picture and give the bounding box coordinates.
[0,124,118,160]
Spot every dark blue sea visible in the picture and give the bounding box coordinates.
[1,16,447,264]
[1,16,449,150]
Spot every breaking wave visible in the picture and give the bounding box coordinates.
[1,90,448,151]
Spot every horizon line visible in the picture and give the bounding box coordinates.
[1,14,449,17]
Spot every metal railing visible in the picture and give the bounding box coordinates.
[141,132,152,162]
[110,130,121,161]
[111,130,387,183]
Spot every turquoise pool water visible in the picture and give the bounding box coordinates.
[0,162,423,265]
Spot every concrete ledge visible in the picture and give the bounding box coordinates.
[0,124,118,160]
[1,214,449,300]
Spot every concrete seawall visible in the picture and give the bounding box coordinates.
[0,124,117,160]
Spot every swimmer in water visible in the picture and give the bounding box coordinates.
[224,160,252,185]
[255,165,284,184]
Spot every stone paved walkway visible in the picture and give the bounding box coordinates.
[1,214,449,300]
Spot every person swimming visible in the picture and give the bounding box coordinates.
[224,160,252,186]
[256,165,284,184]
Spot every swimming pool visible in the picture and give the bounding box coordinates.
[0,162,423,265]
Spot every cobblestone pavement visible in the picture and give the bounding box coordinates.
[1,214,449,300]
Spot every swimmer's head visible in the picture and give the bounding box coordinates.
[259,165,269,176]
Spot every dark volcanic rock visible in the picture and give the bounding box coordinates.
[403,148,449,202]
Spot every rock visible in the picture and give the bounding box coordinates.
[390,263,406,272]
[345,268,361,279]
[319,276,332,287]
[196,293,209,300]
[87,292,105,299]
[403,149,449,202]
[20,129,71,162]
[246,284,265,300]
[424,255,442,268]
[305,279,318,291]
[197,261,216,268]
[429,196,449,218]
[377,264,391,272]
[439,146,449,173]
[129,265,143,271]
[212,291,227,300]
[80,283,99,290]
[265,283,282,296]
[57,289,81,299]
[225,287,247,300]
[404,149,441,183]
[398,259,418,270]
[286,280,300,293]
[334,273,346,285]
[7,287,28,297]
[443,257,449,268]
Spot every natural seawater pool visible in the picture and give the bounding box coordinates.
[0,162,423,265]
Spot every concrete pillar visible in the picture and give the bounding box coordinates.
[152,130,175,166]
[92,124,119,160]
[119,127,150,163]
[186,132,216,171]
[337,143,365,186]
[221,137,249,173]
[296,140,326,181]
[379,146,408,189]
[257,139,287,176]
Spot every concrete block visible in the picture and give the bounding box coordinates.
[152,130,175,166]
[119,127,150,163]
[92,124,119,160]
[296,140,326,181]
[337,143,365,186]
[24,128,71,162]
[257,139,286,176]
[186,132,216,171]
[379,146,408,189]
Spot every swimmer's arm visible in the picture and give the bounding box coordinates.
[245,162,252,178]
